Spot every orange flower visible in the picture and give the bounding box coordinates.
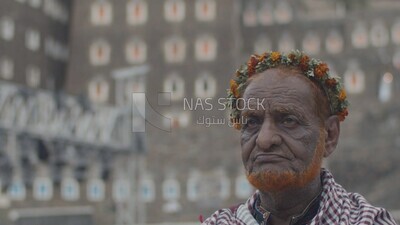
[270,51,281,62]
[338,89,347,101]
[299,55,310,71]
[230,79,240,98]
[314,63,329,79]
[247,55,259,77]
[325,78,337,88]
[288,53,296,62]
[258,52,268,61]
[337,108,348,122]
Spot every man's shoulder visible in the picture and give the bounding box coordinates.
[201,203,245,225]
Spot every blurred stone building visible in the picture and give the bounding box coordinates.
[1,0,400,224]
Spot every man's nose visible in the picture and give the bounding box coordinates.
[255,120,282,150]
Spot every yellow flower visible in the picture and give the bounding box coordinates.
[338,89,347,101]
[230,79,240,98]
[270,51,281,62]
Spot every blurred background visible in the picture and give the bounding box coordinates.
[0,0,400,224]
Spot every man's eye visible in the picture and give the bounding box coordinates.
[245,117,261,129]
[282,116,298,127]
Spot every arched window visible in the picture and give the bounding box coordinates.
[61,177,80,201]
[90,1,112,25]
[0,17,15,41]
[378,72,394,103]
[274,0,292,24]
[278,32,295,53]
[126,0,148,25]
[187,171,201,201]
[87,178,105,202]
[7,178,26,201]
[0,57,14,80]
[243,3,257,27]
[195,73,217,98]
[352,22,369,49]
[370,20,389,47]
[164,36,186,63]
[88,77,109,103]
[25,29,41,51]
[325,29,343,54]
[254,36,272,54]
[125,38,146,64]
[302,32,320,55]
[162,178,180,201]
[26,65,41,88]
[163,73,184,101]
[195,0,216,22]
[391,18,400,45]
[344,62,365,94]
[112,179,131,203]
[139,177,155,203]
[90,40,111,65]
[258,2,273,26]
[164,0,185,23]
[195,35,217,61]
[33,177,53,201]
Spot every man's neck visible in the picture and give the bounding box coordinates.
[258,175,322,225]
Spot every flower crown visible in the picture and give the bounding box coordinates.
[227,50,349,130]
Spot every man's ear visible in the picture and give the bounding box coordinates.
[323,115,340,157]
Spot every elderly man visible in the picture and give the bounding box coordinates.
[202,51,397,225]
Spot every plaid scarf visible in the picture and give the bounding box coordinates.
[201,169,397,225]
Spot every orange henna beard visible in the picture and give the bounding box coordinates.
[246,131,325,192]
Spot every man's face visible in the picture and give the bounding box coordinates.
[240,68,325,192]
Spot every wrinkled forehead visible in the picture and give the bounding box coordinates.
[242,68,317,110]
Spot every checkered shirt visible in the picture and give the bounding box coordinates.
[201,169,398,225]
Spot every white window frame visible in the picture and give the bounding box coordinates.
[164,36,186,63]
[7,180,26,201]
[194,73,217,98]
[89,40,111,66]
[162,178,180,201]
[33,177,53,201]
[90,1,113,25]
[302,32,321,55]
[187,175,200,201]
[25,29,41,51]
[88,77,110,103]
[274,0,293,24]
[26,65,41,88]
[112,179,131,203]
[195,0,216,22]
[243,3,257,27]
[163,73,184,101]
[379,72,394,103]
[61,177,80,201]
[325,30,344,54]
[0,17,15,41]
[258,2,274,26]
[195,35,217,61]
[125,38,147,64]
[370,20,389,47]
[87,178,105,202]
[127,0,148,25]
[0,57,14,80]
[352,22,369,49]
[164,0,185,23]
[139,177,155,203]
[344,63,365,94]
